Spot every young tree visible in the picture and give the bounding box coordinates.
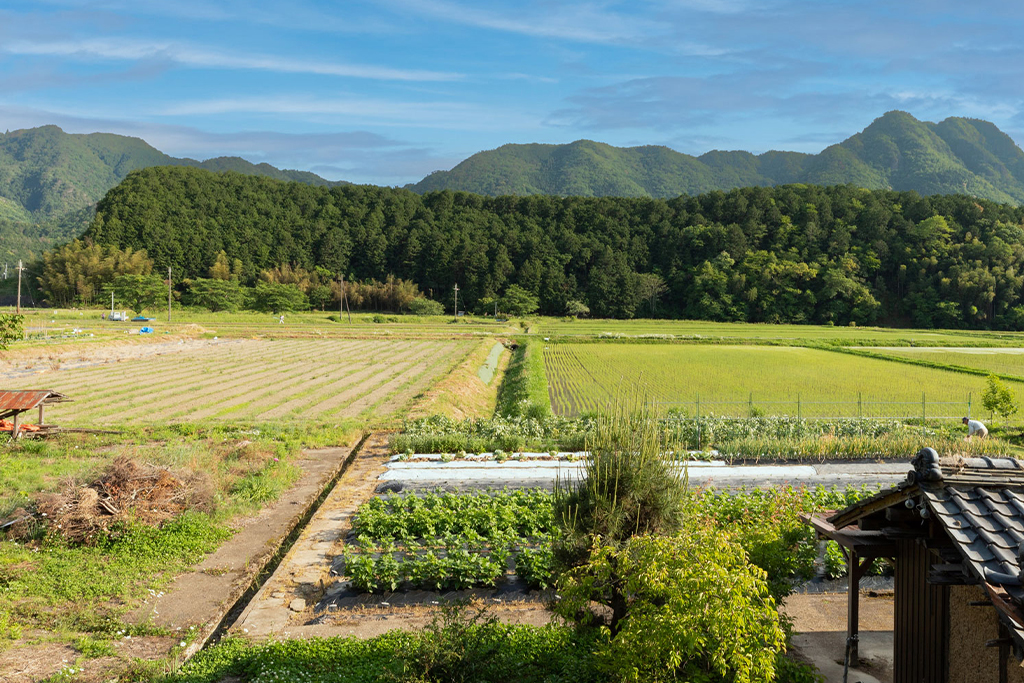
[499,285,539,317]
[307,284,334,311]
[553,403,686,629]
[0,314,24,350]
[249,282,307,314]
[983,374,1018,422]
[105,274,166,315]
[565,299,590,318]
[185,278,246,312]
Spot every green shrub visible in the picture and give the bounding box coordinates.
[408,297,445,316]
[555,531,785,682]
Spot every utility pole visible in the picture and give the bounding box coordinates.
[453,283,459,322]
[339,274,352,323]
[167,266,173,323]
[15,260,24,314]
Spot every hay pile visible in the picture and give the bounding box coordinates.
[32,457,214,544]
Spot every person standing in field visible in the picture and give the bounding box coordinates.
[963,417,988,439]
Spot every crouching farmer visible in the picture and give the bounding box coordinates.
[963,416,988,439]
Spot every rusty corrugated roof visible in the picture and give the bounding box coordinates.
[0,390,69,411]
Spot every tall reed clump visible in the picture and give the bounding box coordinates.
[552,401,686,571]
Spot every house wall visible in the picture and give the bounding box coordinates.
[894,539,949,683]
[948,585,1024,683]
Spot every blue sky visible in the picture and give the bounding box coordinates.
[2,0,1023,185]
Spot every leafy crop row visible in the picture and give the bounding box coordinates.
[392,414,596,454]
[352,490,554,541]
[393,414,1010,461]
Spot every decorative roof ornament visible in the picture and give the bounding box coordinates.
[908,447,943,485]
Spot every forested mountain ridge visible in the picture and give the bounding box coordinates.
[85,165,1024,329]
[0,125,343,262]
[408,111,1024,205]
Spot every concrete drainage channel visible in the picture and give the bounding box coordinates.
[201,432,372,648]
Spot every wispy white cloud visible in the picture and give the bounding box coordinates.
[386,0,663,45]
[27,0,405,35]
[4,38,462,82]
[160,95,538,131]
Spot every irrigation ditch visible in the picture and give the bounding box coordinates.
[201,432,371,649]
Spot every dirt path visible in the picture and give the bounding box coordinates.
[231,432,393,638]
[783,592,894,683]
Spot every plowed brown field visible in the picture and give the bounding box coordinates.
[4,338,473,424]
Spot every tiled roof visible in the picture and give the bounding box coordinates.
[924,486,1024,600]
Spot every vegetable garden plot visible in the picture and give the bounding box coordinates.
[543,344,988,417]
[335,490,556,594]
[2,338,474,424]
[332,485,888,600]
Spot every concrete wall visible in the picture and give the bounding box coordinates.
[948,585,1024,683]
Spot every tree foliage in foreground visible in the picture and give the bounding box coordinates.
[550,407,790,682]
[81,166,1024,327]
[556,532,786,683]
[0,314,23,350]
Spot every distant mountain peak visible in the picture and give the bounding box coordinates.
[406,111,1024,205]
[0,125,344,224]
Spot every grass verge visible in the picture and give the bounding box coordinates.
[495,340,551,418]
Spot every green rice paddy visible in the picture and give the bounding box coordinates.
[873,347,1024,380]
[543,343,989,418]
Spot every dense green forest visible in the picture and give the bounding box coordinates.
[82,165,1024,328]
[409,111,1024,205]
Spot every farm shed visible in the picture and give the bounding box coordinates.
[0,390,69,437]
[806,449,1024,682]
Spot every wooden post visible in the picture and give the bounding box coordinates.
[453,283,459,322]
[696,392,701,450]
[38,404,44,426]
[845,550,871,668]
[340,275,352,323]
[167,266,172,323]
[922,392,926,436]
[11,411,20,440]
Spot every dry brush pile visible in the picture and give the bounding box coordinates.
[6,456,214,544]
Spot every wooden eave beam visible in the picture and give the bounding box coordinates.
[828,486,916,529]
[802,514,898,557]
